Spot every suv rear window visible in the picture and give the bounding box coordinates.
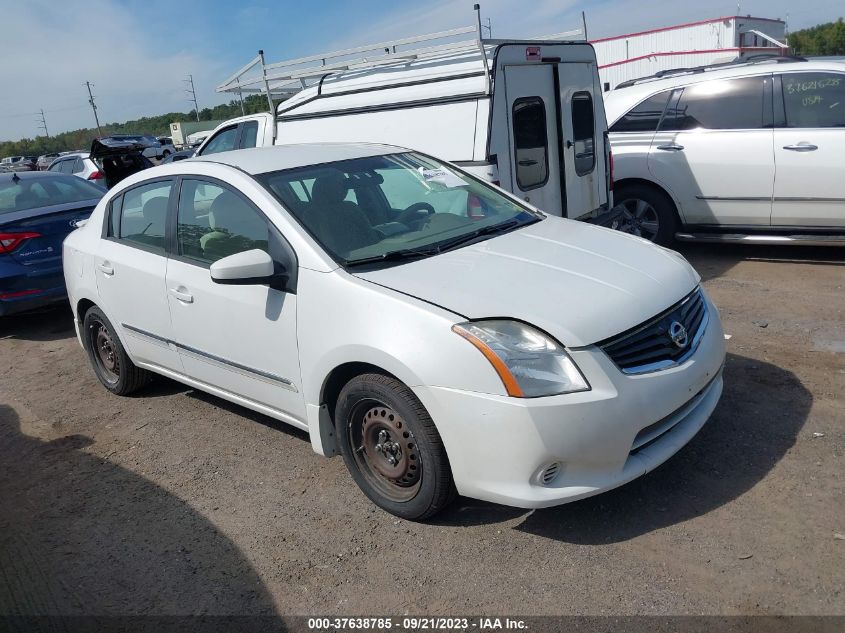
[610,91,671,133]
[660,77,767,131]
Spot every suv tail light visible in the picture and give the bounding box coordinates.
[87,170,104,181]
[0,231,41,254]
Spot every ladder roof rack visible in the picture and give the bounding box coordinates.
[217,24,486,97]
[216,6,587,100]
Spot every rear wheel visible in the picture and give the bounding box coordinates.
[335,374,456,520]
[82,306,152,395]
[612,184,679,246]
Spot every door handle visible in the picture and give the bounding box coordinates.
[783,143,818,152]
[168,287,194,303]
[518,159,538,166]
[656,144,684,151]
[96,262,114,276]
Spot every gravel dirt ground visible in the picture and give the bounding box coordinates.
[0,243,843,617]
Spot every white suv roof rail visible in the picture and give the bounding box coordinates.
[614,55,807,90]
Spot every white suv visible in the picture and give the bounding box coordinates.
[605,58,845,245]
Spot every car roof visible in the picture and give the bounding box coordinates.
[0,170,84,182]
[190,142,407,175]
[604,58,845,124]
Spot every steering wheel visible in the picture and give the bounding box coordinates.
[396,202,435,227]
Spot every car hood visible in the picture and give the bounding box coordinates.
[354,218,700,347]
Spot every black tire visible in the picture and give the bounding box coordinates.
[82,306,152,396]
[335,373,456,520]
[612,184,679,246]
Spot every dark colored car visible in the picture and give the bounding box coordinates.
[90,137,155,189]
[0,171,104,315]
[160,148,195,164]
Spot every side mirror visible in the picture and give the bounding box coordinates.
[210,249,277,286]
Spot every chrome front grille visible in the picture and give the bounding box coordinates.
[598,288,708,375]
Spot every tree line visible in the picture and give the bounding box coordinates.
[789,18,845,56]
[0,94,273,158]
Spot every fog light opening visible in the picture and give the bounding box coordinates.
[538,462,562,486]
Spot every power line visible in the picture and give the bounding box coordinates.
[37,109,49,138]
[85,81,102,136]
[184,74,200,122]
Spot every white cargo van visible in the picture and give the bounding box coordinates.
[199,14,613,222]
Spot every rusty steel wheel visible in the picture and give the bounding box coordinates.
[349,401,422,502]
[335,373,456,520]
[91,319,120,384]
[82,306,152,396]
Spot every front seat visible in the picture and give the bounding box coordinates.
[309,172,378,255]
[201,191,268,261]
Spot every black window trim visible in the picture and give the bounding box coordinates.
[511,95,551,192]
[100,176,176,257]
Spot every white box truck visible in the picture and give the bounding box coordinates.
[198,9,613,223]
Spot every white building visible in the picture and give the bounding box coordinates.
[592,15,788,90]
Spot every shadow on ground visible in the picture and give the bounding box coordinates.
[0,404,277,617]
[436,352,811,542]
[0,302,75,343]
[677,243,845,283]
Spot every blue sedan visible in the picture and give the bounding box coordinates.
[0,171,104,316]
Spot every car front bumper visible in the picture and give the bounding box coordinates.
[413,294,726,509]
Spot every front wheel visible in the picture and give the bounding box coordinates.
[335,374,456,520]
[611,184,679,246]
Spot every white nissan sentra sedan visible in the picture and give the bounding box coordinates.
[63,144,726,520]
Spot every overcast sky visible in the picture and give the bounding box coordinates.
[0,0,838,141]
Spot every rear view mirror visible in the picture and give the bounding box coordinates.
[210,249,276,285]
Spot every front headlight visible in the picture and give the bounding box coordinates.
[452,320,590,398]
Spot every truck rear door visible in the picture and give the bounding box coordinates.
[497,45,608,219]
[558,61,605,218]
[504,64,563,214]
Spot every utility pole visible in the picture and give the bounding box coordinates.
[85,81,102,136]
[184,74,200,121]
[37,108,49,138]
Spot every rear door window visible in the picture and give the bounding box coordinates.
[571,91,596,175]
[780,72,845,128]
[660,77,767,130]
[610,91,671,133]
[118,180,173,253]
[512,97,549,190]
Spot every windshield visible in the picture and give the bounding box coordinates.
[256,152,541,266]
[0,176,104,214]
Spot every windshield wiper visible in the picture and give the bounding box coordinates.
[345,217,538,268]
[430,218,532,253]
[345,246,442,267]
